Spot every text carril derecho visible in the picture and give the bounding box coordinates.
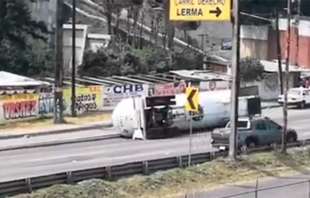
[174,0,225,17]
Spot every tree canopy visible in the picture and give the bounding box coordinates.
[0,0,52,76]
[240,58,264,82]
[79,40,203,77]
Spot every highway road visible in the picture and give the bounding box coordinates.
[0,107,310,183]
[0,133,215,182]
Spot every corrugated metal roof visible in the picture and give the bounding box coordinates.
[41,70,230,87]
[260,60,310,73]
[169,70,231,81]
[0,71,49,87]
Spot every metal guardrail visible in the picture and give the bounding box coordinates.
[0,151,225,196]
[1,140,309,196]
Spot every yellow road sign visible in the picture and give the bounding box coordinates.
[169,0,231,21]
[185,87,200,112]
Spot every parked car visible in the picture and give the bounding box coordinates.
[211,117,298,150]
[278,87,310,109]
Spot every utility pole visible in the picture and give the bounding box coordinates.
[282,0,292,154]
[229,0,240,160]
[71,0,77,117]
[296,0,301,17]
[139,10,144,49]
[54,0,65,124]
[198,34,206,51]
[275,9,284,95]
[198,34,208,70]
[188,112,193,167]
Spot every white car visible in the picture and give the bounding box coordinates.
[278,87,310,108]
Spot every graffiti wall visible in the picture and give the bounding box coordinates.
[0,93,39,123]
[63,86,103,115]
[39,92,54,116]
[151,81,186,96]
[0,80,230,124]
[103,84,148,110]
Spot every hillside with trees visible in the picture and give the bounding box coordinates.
[78,0,204,76]
[2,0,310,77]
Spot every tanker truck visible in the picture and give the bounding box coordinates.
[112,89,261,139]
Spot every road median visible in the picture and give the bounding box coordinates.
[0,131,120,152]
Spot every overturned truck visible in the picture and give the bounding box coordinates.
[112,90,261,139]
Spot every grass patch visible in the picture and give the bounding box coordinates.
[13,147,310,198]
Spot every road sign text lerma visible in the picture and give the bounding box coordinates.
[185,87,200,112]
[169,0,231,21]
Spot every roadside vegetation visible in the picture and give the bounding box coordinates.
[14,146,310,198]
[240,58,264,82]
[79,44,203,77]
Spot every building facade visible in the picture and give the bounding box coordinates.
[240,17,310,69]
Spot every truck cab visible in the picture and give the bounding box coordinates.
[278,87,310,109]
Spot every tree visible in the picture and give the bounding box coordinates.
[0,0,51,76]
[240,58,264,82]
[79,49,120,77]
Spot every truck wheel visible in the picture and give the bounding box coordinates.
[241,138,257,152]
[248,141,256,148]
[299,101,306,109]
[287,132,297,143]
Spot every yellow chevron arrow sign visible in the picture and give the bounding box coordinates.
[185,87,200,112]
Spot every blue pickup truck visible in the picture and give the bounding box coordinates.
[211,117,298,150]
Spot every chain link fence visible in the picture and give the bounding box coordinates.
[184,177,310,198]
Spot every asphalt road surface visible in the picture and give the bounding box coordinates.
[183,175,310,198]
[0,133,215,182]
[0,107,310,183]
[263,106,310,140]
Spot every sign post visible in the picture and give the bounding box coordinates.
[185,87,200,166]
[169,0,231,162]
[169,0,231,21]
[189,112,193,166]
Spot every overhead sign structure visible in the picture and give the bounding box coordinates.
[185,87,200,112]
[169,0,231,21]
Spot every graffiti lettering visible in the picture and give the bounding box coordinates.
[63,86,102,115]
[103,84,148,109]
[3,101,37,120]
[112,84,144,94]
[153,81,186,96]
[39,93,54,115]
[75,94,98,114]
